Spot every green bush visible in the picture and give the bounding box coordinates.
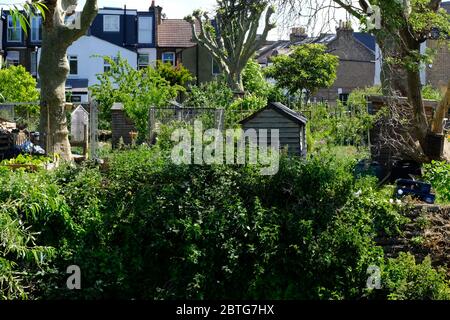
[382,252,450,300]
[422,161,450,204]
[0,146,447,300]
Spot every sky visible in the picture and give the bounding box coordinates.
[2,0,351,40]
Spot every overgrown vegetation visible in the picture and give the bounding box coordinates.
[1,139,448,300]
[90,55,189,136]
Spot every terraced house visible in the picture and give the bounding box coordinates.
[0,1,219,102]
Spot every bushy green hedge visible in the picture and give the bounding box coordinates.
[0,147,448,300]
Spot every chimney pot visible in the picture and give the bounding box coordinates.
[290,27,307,43]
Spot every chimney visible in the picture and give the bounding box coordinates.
[153,3,162,25]
[290,27,307,43]
[336,20,353,39]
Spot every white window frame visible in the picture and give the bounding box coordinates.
[138,54,150,69]
[31,16,42,42]
[103,56,118,72]
[162,52,175,66]
[68,55,78,76]
[138,16,153,44]
[103,15,120,32]
[7,16,22,42]
[6,51,20,66]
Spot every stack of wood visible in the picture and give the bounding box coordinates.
[0,117,16,131]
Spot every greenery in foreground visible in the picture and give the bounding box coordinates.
[1,143,449,300]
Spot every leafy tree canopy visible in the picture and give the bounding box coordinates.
[265,43,339,97]
[0,65,39,103]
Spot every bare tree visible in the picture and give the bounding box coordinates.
[185,0,276,92]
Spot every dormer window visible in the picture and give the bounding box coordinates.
[138,16,153,44]
[7,16,22,42]
[104,15,120,32]
[31,16,42,42]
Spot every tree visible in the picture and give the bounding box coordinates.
[185,0,276,92]
[265,44,339,102]
[0,65,40,103]
[242,59,270,97]
[90,56,183,141]
[37,0,98,160]
[276,0,450,162]
[155,61,194,88]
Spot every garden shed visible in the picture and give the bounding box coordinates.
[239,102,308,157]
[70,105,89,143]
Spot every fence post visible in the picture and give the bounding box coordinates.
[89,101,98,160]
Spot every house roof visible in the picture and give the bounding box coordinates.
[158,19,200,48]
[240,102,308,126]
[353,32,376,52]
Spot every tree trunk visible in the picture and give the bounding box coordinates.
[227,70,244,93]
[39,30,72,160]
[37,0,98,161]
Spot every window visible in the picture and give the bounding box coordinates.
[212,57,220,75]
[31,16,42,42]
[103,15,120,32]
[162,52,175,66]
[7,16,21,42]
[68,55,78,76]
[103,56,119,72]
[30,52,38,75]
[6,51,20,66]
[339,93,349,105]
[138,54,150,69]
[138,16,153,44]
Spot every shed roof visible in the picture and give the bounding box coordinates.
[240,102,308,125]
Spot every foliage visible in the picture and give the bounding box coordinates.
[0,132,448,300]
[6,1,48,35]
[422,161,450,204]
[301,102,375,151]
[242,59,270,98]
[155,61,194,88]
[227,94,267,125]
[1,155,52,167]
[0,65,40,117]
[347,85,382,108]
[382,252,450,300]
[90,55,183,139]
[265,44,339,98]
[185,77,234,109]
[421,84,443,101]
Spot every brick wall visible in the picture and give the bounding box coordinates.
[312,28,375,104]
[111,109,137,148]
[426,39,450,89]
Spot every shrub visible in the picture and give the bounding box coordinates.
[382,252,450,300]
[422,161,450,204]
[185,77,234,109]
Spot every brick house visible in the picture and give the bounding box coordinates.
[156,16,218,85]
[257,23,376,104]
[425,1,450,90]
